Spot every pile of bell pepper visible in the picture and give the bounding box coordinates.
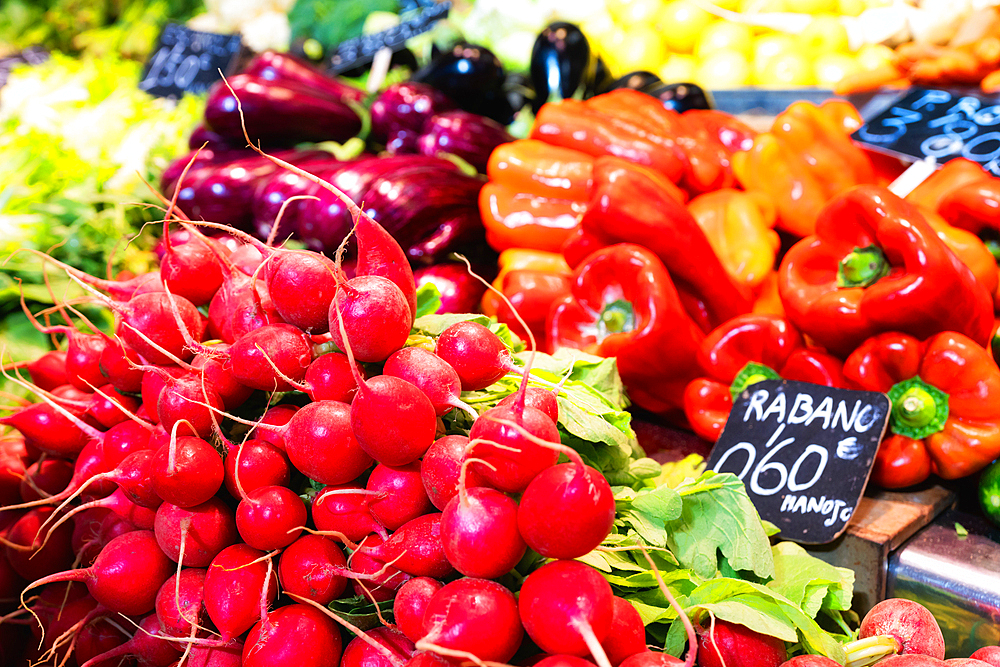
[479,88,1000,490]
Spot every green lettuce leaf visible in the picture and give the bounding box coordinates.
[768,542,854,617]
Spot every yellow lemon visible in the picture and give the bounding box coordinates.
[813,52,861,87]
[695,21,755,60]
[617,0,664,26]
[709,0,740,9]
[591,27,628,73]
[738,0,787,12]
[659,54,699,83]
[855,43,895,71]
[752,32,798,81]
[755,50,814,86]
[580,12,617,45]
[798,15,850,57]
[611,25,667,73]
[657,1,715,54]
[783,0,837,13]
[695,50,751,88]
[837,0,865,16]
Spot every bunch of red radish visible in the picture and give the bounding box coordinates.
[0,143,694,667]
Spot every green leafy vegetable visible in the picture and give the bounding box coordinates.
[414,282,442,319]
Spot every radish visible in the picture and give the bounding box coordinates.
[192,351,254,410]
[394,577,443,642]
[519,560,615,662]
[418,577,523,664]
[160,220,226,307]
[354,208,418,323]
[698,620,786,667]
[851,599,946,662]
[155,373,226,439]
[278,534,349,605]
[602,598,648,667]
[0,436,30,506]
[467,404,560,494]
[341,626,416,667]
[350,533,412,602]
[383,347,479,419]
[75,510,133,567]
[10,248,164,302]
[141,366,188,419]
[329,275,411,363]
[283,400,374,485]
[15,300,109,392]
[18,457,74,503]
[99,336,144,394]
[498,386,559,422]
[227,322,313,392]
[251,403,299,452]
[352,374,438,467]
[204,543,279,640]
[24,530,174,616]
[223,438,291,499]
[537,656,601,667]
[360,513,453,579]
[300,352,360,402]
[971,648,1000,667]
[235,484,307,550]
[517,460,615,559]
[875,657,947,667]
[155,567,207,637]
[406,652,453,667]
[312,485,386,541]
[264,251,341,333]
[78,612,182,667]
[73,615,131,667]
[111,291,205,366]
[620,653,683,667]
[243,603,343,667]
[434,321,521,390]
[154,498,238,567]
[150,434,224,508]
[420,435,486,511]
[23,350,69,391]
[367,462,433,531]
[4,507,75,581]
[778,657,841,667]
[440,486,526,580]
[184,641,245,667]
[0,399,89,457]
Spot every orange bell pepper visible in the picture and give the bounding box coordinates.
[906,158,989,211]
[479,183,584,253]
[481,249,571,317]
[687,189,780,291]
[486,140,593,201]
[732,100,875,237]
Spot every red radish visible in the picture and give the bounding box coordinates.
[284,400,373,485]
[538,656,601,667]
[184,641,245,667]
[156,373,226,439]
[341,626,416,667]
[946,661,993,667]
[778,657,841,667]
[329,275,411,363]
[99,337,144,394]
[971,648,1000,667]
[350,533,412,602]
[467,404,560,493]
[18,457,74,503]
[113,291,204,366]
[10,248,163,302]
[602,598,648,667]
[24,530,173,615]
[150,434,224,508]
[407,652,453,667]
[278,534,349,605]
[4,507,75,581]
[227,323,313,391]
[519,560,615,661]
[223,438,291,498]
[15,301,109,392]
[518,461,615,559]
[265,251,341,333]
[101,419,154,469]
[160,221,226,307]
[354,209,418,323]
[155,567,207,637]
[312,485,386,541]
[192,350,254,410]
[204,544,279,640]
[154,498,238,567]
[620,653,682,667]
[875,657,947,667]
[73,616,131,667]
[235,484,307,550]
[418,577,523,664]
[251,403,299,452]
[394,577,444,642]
[352,375,438,466]
[367,462,433,531]
[243,603,343,667]
[858,599,945,660]
[420,435,486,511]
[300,352,360,402]
[0,436,30,506]
[75,511,133,567]
[698,621,786,667]
[440,486,526,579]
[435,321,520,390]
[0,399,89,457]
[24,350,69,391]
[141,366,188,418]
[498,386,559,422]
[383,347,479,419]
[78,612,182,667]
[360,513,453,579]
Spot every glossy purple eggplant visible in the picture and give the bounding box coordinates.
[411,43,514,125]
[417,111,513,173]
[204,74,363,146]
[414,263,490,314]
[188,124,242,151]
[250,160,353,242]
[370,82,455,145]
[242,51,366,104]
[161,146,248,193]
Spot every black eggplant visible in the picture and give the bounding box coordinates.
[601,71,663,94]
[417,111,513,173]
[204,74,363,146]
[644,82,715,112]
[529,23,610,113]
[370,82,455,145]
[242,50,367,104]
[411,43,515,125]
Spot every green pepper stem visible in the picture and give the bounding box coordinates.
[598,299,635,339]
[837,245,890,289]
[887,376,949,440]
[842,635,901,667]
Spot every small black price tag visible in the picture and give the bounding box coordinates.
[328,0,451,74]
[139,23,243,98]
[853,87,1000,176]
[705,379,890,544]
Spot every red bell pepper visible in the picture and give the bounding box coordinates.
[844,331,1000,488]
[577,156,754,330]
[682,314,848,442]
[778,185,994,356]
[547,244,705,417]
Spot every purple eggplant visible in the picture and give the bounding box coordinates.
[414,263,490,314]
[370,82,455,146]
[417,111,513,173]
[161,146,250,193]
[242,51,366,104]
[411,43,515,125]
[204,74,363,146]
[188,124,242,152]
[250,160,354,242]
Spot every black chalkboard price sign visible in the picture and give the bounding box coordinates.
[139,23,243,98]
[328,0,451,74]
[853,87,1000,176]
[705,379,890,544]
